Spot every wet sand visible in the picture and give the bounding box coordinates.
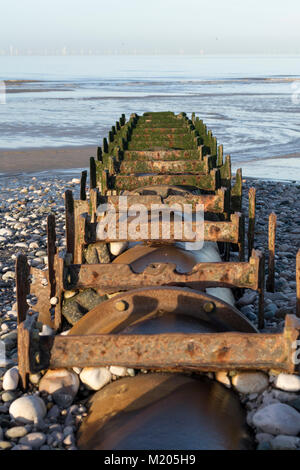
[0,146,97,174]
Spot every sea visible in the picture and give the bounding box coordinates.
[1,54,300,180]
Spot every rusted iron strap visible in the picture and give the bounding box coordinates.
[98,189,228,214]
[65,252,261,292]
[120,160,210,175]
[114,172,219,192]
[92,213,241,244]
[43,330,294,372]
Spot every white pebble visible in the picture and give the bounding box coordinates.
[9,396,47,424]
[3,366,19,391]
[110,366,127,377]
[232,372,269,394]
[80,367,111,391]
[274,373,300,392]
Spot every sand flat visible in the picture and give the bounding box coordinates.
[0,146,97,173]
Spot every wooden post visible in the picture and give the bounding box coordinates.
[97,146,102,162]
[231,168,243,212]
[248,188,256,261]
[296,251,300,317]
[103,137,108,153]
[258,252,265,330]
[238,213,245,262]
[217,144,223,167]
[90,157,96,189]
[90,189,97,223]
[47,214,57,299]
[80,170,87,201]
[65,190,75,259]
[266,213,277,293]
[16,254,30,325]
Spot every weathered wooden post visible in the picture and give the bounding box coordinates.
[65,190,75,259]
[90,157,96,190]
[248,188,256,261]
[80,170,87,201]
[266,213,277,293]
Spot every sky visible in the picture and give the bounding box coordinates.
[1,0,300,55]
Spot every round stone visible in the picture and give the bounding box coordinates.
[110,366,127,377]
[9,395,47,424]
[39,369,79,407]
[79,367,111,391]
[271,435,300,450]
[232,372,269,394]
[274,373,300,392]
[19,432,46,449]
[5,426,28,439]
[253,403,300,436]
[3,366,19,391]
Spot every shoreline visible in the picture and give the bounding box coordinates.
[0,146,299,182]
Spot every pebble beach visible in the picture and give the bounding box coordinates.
[0,171,300,450]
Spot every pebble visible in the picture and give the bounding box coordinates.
[39,369,79,407]
[5,426,28,439]
[271,435,300,450]
[215,371,231,388]
[110,366,127,377]
[11,444,32,450]
[9,395,47,423]
[19,432,46,449]
[2,366,19,391]
[274,373,300,392]
[0,441,12,450]
[252,403,300,436]
[232,372,269,394]
[79,367,112,391]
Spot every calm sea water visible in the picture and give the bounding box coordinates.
[0,55,300,179]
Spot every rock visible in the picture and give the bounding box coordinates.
[3,366,19,390]
[257,442,272,450]
[109,242,128,256]
[2,271,15,281]
[0,440,12,450]
[50,297,58,306]
[255,433,274,444]
[271,435,300,450]
[19,432,46,449]
[127,368,135,377]
[232,372,269,394]
[39,369,79,407]
[11,444,32,450]
[236,291,257,307]
[29,373,42,385]
[0,228,13,237]
[215,371,231,388]
[39,325,54,336]
[79,367,111,391]
[9,396,47,424]
[274,373,300,392]
[2,391,18,402]
[5,426,28,439]
[64,290,77,299]
[252,403,300,436]
[110,366,127,377]
[62,288,107,325]
[84,243,110,264]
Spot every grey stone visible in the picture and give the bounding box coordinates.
[62,289,107,325]
[19,432,46,449]
[253,403,300,436]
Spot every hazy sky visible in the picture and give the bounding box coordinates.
[1,0,300,54]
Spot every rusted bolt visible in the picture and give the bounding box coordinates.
[203,301,215,313]
[115,300,128,312]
